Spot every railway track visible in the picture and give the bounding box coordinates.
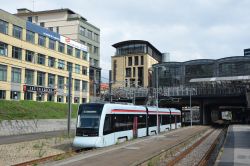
[13,126,210,166]
[166,126,227,166]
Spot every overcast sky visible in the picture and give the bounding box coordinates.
[2,0,250,82]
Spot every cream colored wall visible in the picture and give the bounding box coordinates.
[145,55,158,87]
[0,26,89,103]
[111,53,158,88]
[111,56,126,88]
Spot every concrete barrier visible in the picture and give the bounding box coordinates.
[0,119,76,136]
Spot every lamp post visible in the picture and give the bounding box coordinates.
[156,67,159,135]
[189,89,192,127]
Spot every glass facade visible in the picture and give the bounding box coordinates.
[0,42,8,56]
[25,69,34,85]
[13,25,22,39]
[0,64,7,81]
[26,30,35,43]
[153,57,250,87]
[0,19,8,34]
[38,35,46,47]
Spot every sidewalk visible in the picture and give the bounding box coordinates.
[217,125,250,166]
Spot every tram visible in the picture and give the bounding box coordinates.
[73,103,181,148]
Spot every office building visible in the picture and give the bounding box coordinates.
[0,9,89,103]
[111,40,162,88]
[15,8,101,100]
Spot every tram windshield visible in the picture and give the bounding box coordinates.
[77,104,104,129]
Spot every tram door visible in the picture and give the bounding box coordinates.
[133,116,138,138]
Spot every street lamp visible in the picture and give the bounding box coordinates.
[189,88,195,127]
[155,65,166,135]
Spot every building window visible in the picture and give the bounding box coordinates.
[25,69,34,85]
[47,94,54,101]
[48,56,55,67]
[75,64,80,74]
[80,40,85,45]
[37,71,45,86]
[82,66,88,75]
[113,60,117,82]
[128,57,132,66]
[11,67,21,83]
[74,79,80,91]
[12,46,22,60]
[0,90,6,99]
[141,56,144,65]
[82,98,86,103]
[38,35,46,47]
[25,50,34,62]
[82,51,88,60]
[40,22,45,27]
[0,42,8,56]
[36,93,44,101]
[87,30,92,39]
[48,27,53,31]
[27,16,32,22]
[49,39,56,50]
[26,30,35,43]
[58,59,65,70]
[56,27,59,33]
[57,95,64,102]
[48,74,55,87]
[126,68,131,77]
[0,19,8,34]
[74,97,79,103]
[94,46,98,54]
[135,56,138,65]
[11,91,20,100]
[67,45,73,55]
[24,92,33,100]
[67,62,73,72]
[13,25,22,39]
[133,67,136,77]
[87,43,92,53]
[75,49,80,58]
[0,64,7,81]
[80,26,85,36]
[37,54,45,65]
[58,76,64,89]
[94,59,98,67]
[82,81,88,92]
[35,16,38,23]
[93,33,99,42]
[58,42,65,53]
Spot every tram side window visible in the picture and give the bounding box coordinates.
[114,114,127,132]
[127,115,133,130]
[171,115,176,123]
[162,115,171,125]
[138,115,146,128]
[103,115,112,135]
[148,115,157,127]
[176,115,181,123]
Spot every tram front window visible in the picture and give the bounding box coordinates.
[76,103,104,136]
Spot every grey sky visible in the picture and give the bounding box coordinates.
[2,0,250,82]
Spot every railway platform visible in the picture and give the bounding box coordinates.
[43,126,209,166]
[217,125,250,166]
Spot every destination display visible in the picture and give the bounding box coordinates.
[23,85,56,93]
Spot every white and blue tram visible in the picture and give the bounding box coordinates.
[73,103,181,148]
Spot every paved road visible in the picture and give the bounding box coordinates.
[0,130,75,145]
[217,125,250,166]
[44,126,208,166]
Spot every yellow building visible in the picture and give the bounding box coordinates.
[0,9,89,103]
[112,40,163,88]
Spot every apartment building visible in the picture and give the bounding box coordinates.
[112,40,162,88]
[15,8,101,101]
[0,9,89,103]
